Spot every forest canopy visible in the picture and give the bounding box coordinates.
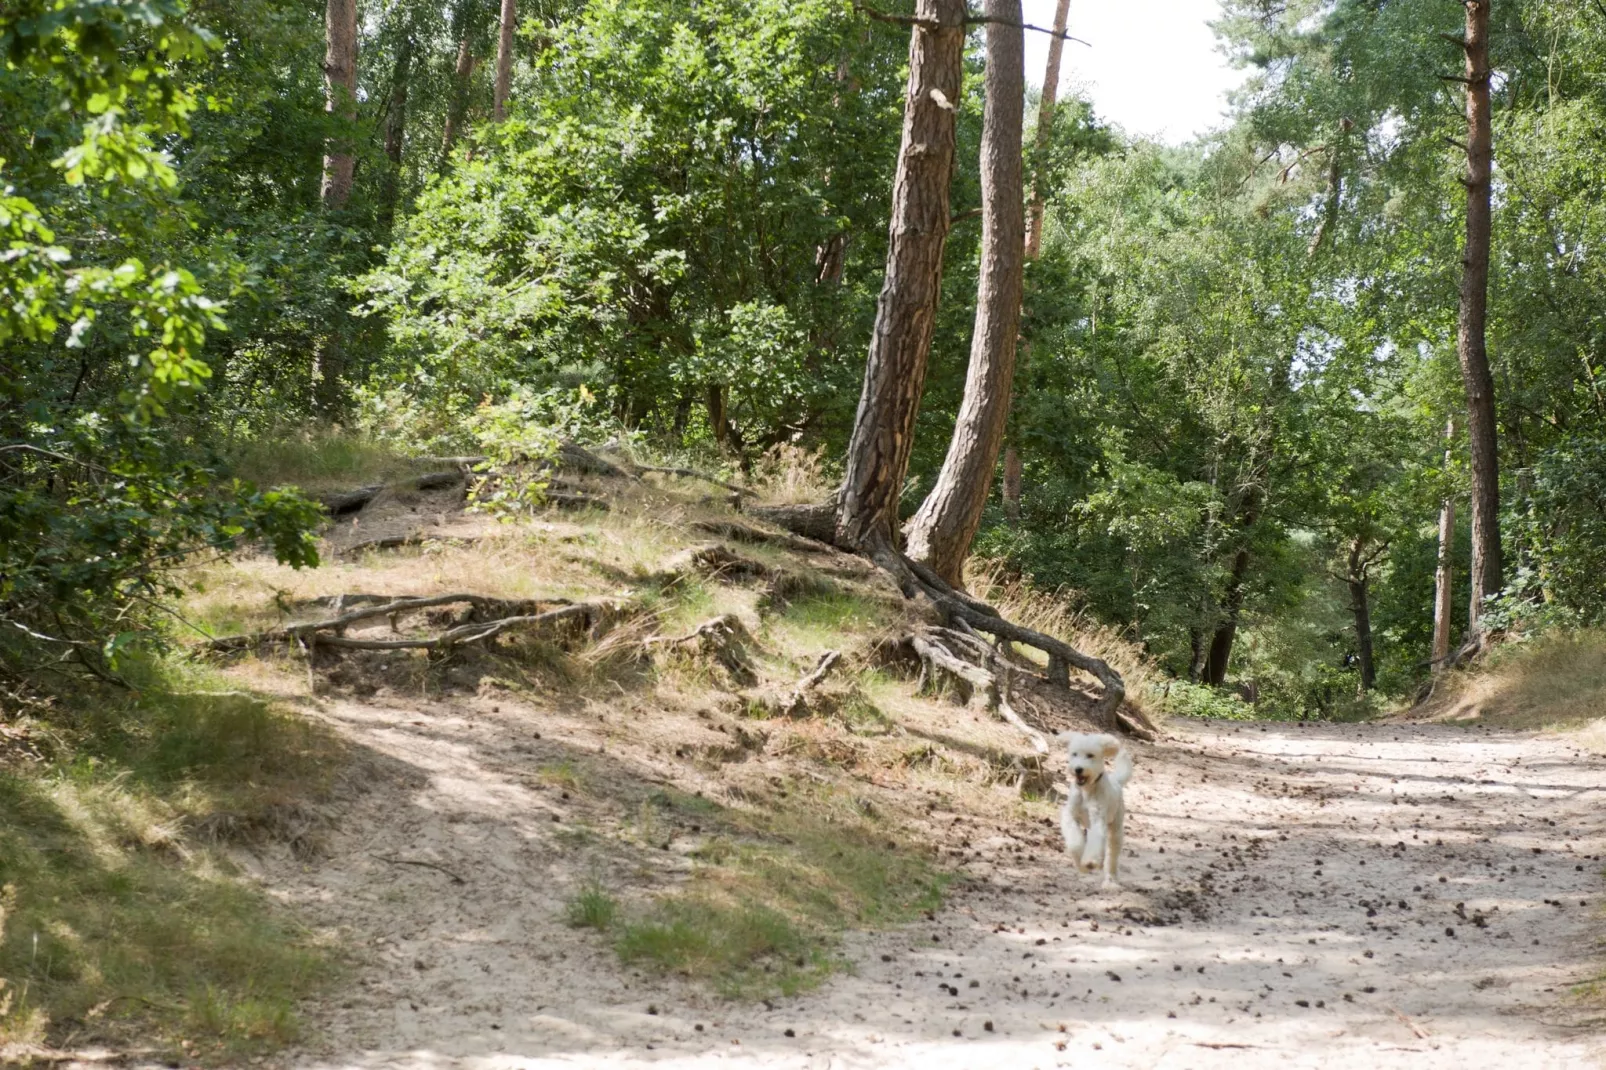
[4,0,1605,718]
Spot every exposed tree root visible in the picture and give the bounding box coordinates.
[748,512,1155,742]
[643,614,757,686]
[203,593,621,656]
[689,519,834,554]
[745,501,840,545]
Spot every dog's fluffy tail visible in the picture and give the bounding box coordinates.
[1109,744,1134,787]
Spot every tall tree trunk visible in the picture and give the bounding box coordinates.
[835,0,966,552]
[1024,0,1070,259]
[1346,535,1377,691]
[1001,444,1022,524]
[441,37,476,155]
[320,0,358,209]
[707,384,729,448]
[1203,547,1251,686]
[903,0,1026,586]
[1005,0,1071,526]
[380,29,413,229]
[1456,0,1503,629]
[1432,418,1457,669]
[493,0,516,121]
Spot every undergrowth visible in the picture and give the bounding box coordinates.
[0,661,343,1061]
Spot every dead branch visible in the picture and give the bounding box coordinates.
[340,533,482,558]
[632,464,754,497]
[779,650,842,717]
[318,469,466,515]
[372,853,467,884]
[644,614,758,686]
[203,593,588,653]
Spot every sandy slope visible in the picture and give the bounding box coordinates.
[267,706,1606,1070]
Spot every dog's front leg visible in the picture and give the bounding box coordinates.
[1059,799,1086,864]
[1102,817,1123,888]
[1080,810,1107,873]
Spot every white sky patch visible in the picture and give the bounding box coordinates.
[1022,0,1248,144]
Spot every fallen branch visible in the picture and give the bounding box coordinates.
[644,614,757,686]
[340,533,482,558]
[203,592,586,653]
[318,470,465,516]
[779,650,842,716]
[372,853,467,885]
[633,464,754,497]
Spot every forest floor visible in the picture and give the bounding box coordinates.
[54,466,1602,1069]
[268,713,1606,1070]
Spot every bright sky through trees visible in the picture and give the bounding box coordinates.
[1022,0,1246,143]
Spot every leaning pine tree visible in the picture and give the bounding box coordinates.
[903,0,1027,589]
[760,0,1150,741]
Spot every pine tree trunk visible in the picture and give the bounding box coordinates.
[1203,547,1250,686]
[1002,445,1022,524]
[380,29,413,228]
[903,0,1026,586]
[441,37,476,155]
[835,0,966,552]
[1024,0,1070,259]
[320,0,358,209]
[1457,0,1503,628]
[493,0,516,121]
[1432,418,1457,669]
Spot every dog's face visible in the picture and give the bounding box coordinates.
[1061,732,1121,787]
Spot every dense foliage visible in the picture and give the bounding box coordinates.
[4,0,1605,713]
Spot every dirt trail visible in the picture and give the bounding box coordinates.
[271,711,1606,1070]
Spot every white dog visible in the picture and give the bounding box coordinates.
[1058,732,1133,888]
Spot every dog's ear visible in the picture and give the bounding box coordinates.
[1099,736,1122,759]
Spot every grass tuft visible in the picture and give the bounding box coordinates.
[565,882,620,931]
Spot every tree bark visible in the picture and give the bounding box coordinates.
[1001,445,1022,524]
[441,36,477,155]
[1456,0,1503,629]
[380,28,413,228]
[834,0,966,553]
[1024,0,1070,259]
[903,0,1026,586]
[493,0,516,121]
[1203,546,1250,686]
[1346,536,1377,691]
[1432,418,1456,669]
[319,0,358,209]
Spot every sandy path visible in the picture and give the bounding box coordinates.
[276,714,1606,1070]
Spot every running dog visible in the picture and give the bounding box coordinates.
[1058,732,1133,888]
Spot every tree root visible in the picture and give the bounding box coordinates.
[689,519,835,554]
[203,593,621,656]
[340,533,482,558]
[746,512,1154,742]
[643,614,757,686]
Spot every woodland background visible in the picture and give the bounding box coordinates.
[6,0,1606,717]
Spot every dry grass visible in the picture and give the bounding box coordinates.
[0,663,345,1061]
[226,427,432,493]
[1415,628,1606,731]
